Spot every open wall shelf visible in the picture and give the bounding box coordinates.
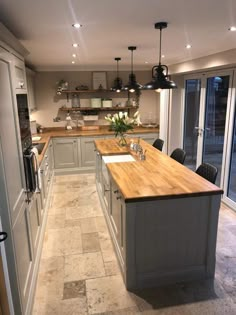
[59,106,139,112]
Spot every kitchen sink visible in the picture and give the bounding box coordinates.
[102,154,135,164]
[32,142,46,154]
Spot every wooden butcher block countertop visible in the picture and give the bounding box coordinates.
[32,126,158,165]
[94,138,223,202]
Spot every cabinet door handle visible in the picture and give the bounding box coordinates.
[114,190,118,194]
[116,196,121,200]
[104,189,110,192]
[0,232,8,243]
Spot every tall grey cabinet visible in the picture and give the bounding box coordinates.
[0,23,44,315]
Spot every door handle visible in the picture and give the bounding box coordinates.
[0,232,7,242]
[194,126,204,136]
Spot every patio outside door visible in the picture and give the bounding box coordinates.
[183,72,232,186]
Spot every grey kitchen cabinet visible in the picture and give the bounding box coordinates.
[48,140,54,176]
[26,67,37,112]
[40,141,53,205]
[110,179,124,253]
[0,26,46,315]
[14,58,27,90]
[28,193,41,257]
[132,132,158,145]
[80,136,100,168]
[12,200,33,314]
[53,137,78,169]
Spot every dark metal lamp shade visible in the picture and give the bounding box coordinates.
[144,22,177,92]
[124,73,142,93]
[111,77,123,92]
[144,64,177,91]
[111,57,123,92]
[124,46,142,93]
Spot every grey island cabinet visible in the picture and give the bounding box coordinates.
[94,138,223,290]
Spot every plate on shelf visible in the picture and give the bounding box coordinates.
[32,136,41,141]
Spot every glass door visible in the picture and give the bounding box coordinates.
[227,110,236,202]
[183,79,201,170]
[183,71,232,186]
[201,75,230,186]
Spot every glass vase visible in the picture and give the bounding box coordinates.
[117,133,127,147]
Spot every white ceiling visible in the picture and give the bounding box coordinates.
[1,0,236,71]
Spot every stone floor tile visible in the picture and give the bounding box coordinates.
[33,298,61,315]
[82,232,101,253]
[92,306,141,315]
[64,252,105,282]
[86,275,137,314]
[52,192,79,208]
[60,296,88,315]
[41,230,66,258]
[95,216,108,232]
[66,205,102,220]
[80,217,98,233]
[34,256,64,302]
[63,280,86,299]
[183,296,236,315]
[46,214,65,230]
[65,218,81,228]
[63,226,83,255]
[104,260,121,276]
[47,205,66,216]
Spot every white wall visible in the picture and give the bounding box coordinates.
[169,48,236,75]
[30,70,160,128]
[168,75,185,154]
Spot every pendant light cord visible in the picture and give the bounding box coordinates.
[159,26,162,65]
[131,49,133,74]
[117,59,119,77]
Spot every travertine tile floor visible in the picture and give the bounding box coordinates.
[33,174,236,315]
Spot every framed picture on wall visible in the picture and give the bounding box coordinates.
[92,72,107,90]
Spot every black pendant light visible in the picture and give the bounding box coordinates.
[111,57,123,92]
[144,22,177,92]
[124,46,142,93]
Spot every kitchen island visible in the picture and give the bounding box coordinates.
[94,138,223,290]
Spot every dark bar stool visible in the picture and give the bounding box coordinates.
[170,148,186,165]
[195,163,218,184]
[152,138,164,151]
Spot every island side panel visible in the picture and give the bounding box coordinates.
[125,194,221,290]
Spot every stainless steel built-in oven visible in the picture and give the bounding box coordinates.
[16,94,39,202]
[16,94,32,150]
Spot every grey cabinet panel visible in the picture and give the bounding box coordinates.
[14,60,26,90]
[134,133,158,145]
[29,194,41,254]
[0,58,25,224]
[53,138,78,169]
[80,137,97,167]
[110,180,123,247]
[26,67,36,112]
[12,202,33,313]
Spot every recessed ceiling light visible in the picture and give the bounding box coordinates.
[72,54,76,58]
[72,23,82,28]
[229,26,236,31]
[162,54,165,58]
[145,61,149,64]
[186,44,192,49]
[72,43,78,47]
[72,61,75,64]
